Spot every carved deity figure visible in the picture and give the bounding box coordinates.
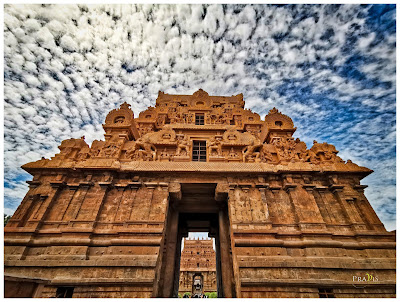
[209,136,222,157]
[228,148,239,159]
[301,149,317,163]
[187,114,194,124]
[242,140,263,162]
[139,124,153,136]
[126,136,157,161]
[175,135,190,156]
[271,137,297,162]
[234,115,242,127]
[89,148,100,158]
[260,144,274,162]
[102,140,123,158]
[156,115,165,127]
[76,151,90,161]
[159,148,171,161]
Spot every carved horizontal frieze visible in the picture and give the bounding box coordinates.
[4,237,162,247]
[234,238,396,249]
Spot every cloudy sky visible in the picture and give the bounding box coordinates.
[4,4,396,230]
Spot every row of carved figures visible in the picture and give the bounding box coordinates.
[53,134,345,165]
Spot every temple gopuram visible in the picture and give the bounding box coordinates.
[4,89,396,298]
[179,238,217,296]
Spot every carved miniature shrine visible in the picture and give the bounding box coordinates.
[179,238,217,296]
[4,89,396,298]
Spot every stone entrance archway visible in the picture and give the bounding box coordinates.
[153,183,235,298]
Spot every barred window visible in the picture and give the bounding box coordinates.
[195,114,204,125]
[192,140,206,162]
[318,288,334,298]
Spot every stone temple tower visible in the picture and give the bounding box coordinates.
[4,89,395,298]
[179,238,217,296]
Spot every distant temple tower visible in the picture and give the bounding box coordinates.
[4,89,396,298]
[179,238,217,296]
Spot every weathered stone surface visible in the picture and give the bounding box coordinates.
[4,90,395,298]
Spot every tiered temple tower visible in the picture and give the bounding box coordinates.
[4,89,396,298]
[179,238,217,295]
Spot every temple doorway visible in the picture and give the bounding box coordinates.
[153,183,235,298]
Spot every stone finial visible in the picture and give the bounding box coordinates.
[269,107,279,114]
[120,102,131,110]
[193,89,209,98]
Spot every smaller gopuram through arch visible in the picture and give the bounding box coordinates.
[179,238,217,297]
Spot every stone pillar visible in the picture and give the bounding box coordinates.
[18,179,67,230]
[62,181,92,223]
[149,183,170,221]
[218,210,233,298]
[143,182,157,220]
[126,182,142,221]
[157,182,181,298]
[328,176,366,231]
[90,178,113,227]
[218,207,235,298]
[264,185,298,228]
[353,185,386,231]
[283,175,326,230]
[161,205,179,297]
[8,180,41,228]
[256,183,271,224]
[314,186,346,225]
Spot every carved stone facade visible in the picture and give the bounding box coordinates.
[4,89,396,298]
[179,238,217,295]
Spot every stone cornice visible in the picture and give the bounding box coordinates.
[22,160,373,178]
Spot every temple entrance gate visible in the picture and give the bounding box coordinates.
[153,183,236,298]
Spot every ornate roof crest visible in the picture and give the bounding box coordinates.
[193,89,209,98]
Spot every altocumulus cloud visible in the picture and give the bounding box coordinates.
[4,4,396,230]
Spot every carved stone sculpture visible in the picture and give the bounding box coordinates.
[175,134,190,156]
[242,140,263,162]
[209,136,223,157]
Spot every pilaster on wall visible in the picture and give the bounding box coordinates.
[352,184,386,232]
[283,176,326,230]
[328,176,368,232]
[227,183,270,229]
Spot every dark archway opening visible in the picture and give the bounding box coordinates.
[154,183,235,298]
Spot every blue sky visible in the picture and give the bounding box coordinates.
[4,4,396,230]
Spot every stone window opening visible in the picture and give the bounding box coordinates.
[195,113,205,125]
[275,120,283,127]
[192,140,206,162]
[318,288,334,298]
[114,116,125,123]
[56,287,74,298]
